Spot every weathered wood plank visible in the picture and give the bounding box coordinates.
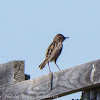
[97,89,100,100]
[81,88,100,100]
[0,61,25,87]
[0,59,100,100]
[81,91,90,100]
[90,89,96,100]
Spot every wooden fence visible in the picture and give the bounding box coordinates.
[0,59,100,100]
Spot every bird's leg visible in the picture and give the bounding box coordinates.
[48,62,53,90]
[54,62,61,71]
[48,62,52,74]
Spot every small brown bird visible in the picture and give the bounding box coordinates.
[39,34,69,73]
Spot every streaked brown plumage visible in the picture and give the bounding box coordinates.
[39,34,69,73]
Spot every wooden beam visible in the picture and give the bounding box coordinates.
[0,59,100,100]
[0,61,25,87]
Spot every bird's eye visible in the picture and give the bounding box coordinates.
[60,37,62,40]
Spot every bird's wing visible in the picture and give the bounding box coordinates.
[45,42,62,62]
[45,42,55,59]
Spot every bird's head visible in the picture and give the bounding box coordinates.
[53,34,69,42]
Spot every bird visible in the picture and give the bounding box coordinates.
[39,34,69,73]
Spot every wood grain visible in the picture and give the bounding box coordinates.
[0,61,25,87]
[0,60,100,100]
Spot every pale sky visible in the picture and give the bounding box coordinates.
[0,0,100,99]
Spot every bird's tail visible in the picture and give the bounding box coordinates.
[39,59,48,70]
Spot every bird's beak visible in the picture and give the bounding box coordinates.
[65,37,69,39]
